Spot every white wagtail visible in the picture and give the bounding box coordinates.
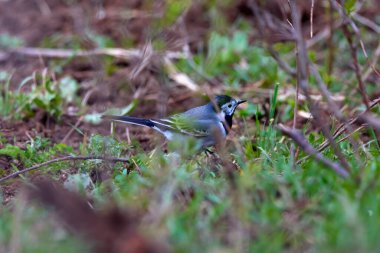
[102,95,246,149]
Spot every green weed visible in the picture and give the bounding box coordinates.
[0,71,79,120]
[176,31,287,88]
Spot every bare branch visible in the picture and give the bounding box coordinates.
[267,44,297,76]
[341,25,370,108]
[1,47,185,60]
[277,124,349,178]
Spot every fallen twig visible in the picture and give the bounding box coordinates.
[0,155,130,184]
[2,47,185,60]
[277,124,349,178]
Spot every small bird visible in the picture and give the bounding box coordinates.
[102,95,246,149]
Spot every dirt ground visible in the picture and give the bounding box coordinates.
[0,0,205,148]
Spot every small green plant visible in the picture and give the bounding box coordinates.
[176,31,286,88]
[21,70,64,119]
[0,70,79,120]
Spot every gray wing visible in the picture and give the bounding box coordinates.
[184,119,221,137]
[151,117,222,138]
[181,104,216,120]
[150,103,224,138]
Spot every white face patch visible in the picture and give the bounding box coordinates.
[221,100,237,116]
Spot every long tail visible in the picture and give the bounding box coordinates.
[102,115,155,128]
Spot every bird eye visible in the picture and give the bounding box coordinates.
[228,104,232,108]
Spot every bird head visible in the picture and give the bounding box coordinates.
[214,95,246,117]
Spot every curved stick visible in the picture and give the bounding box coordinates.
[0,155,130,184]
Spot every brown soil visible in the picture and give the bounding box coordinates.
[0,0,207,148]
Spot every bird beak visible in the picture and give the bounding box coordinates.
[237,99,247,105]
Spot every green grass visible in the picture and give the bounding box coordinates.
[0,71,80,121]
[176,31,286,88]
[2,127,380,252]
